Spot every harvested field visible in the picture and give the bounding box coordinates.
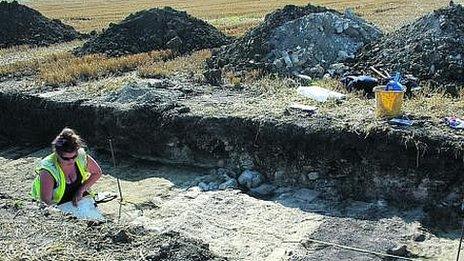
[24,0,449,36]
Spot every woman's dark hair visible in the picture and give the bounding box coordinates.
[52,128,85,153]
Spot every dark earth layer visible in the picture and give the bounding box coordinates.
[75,7,231,57]
[0,1,81,48]
[353,4,464,91]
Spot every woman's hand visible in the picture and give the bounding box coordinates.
[72,187,85,206]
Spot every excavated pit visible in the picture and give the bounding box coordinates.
[0,83,463,230]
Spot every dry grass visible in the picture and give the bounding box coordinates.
[24,0,450,36]
[209,16,263,37]
[0,50,174,86]
[0,40,82,66]
[138,49,211,80]
[192,76,464,133]
[71,73,139,96]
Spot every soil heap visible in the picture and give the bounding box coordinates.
[353,4,464,89]
[207,4,382,78]
[76,7,231,57]
[0,1,81,48]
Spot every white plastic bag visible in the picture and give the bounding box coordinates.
[297,86,346,102]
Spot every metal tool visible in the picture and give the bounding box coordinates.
[109,139,123,220]
[456,202,464,261]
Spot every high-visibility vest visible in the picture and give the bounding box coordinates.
[31,148,90,204]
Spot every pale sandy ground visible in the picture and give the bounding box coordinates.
[0,146,461,260]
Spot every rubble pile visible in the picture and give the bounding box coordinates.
[353,5,464,89]
[0,1,81,48]
[207,4,382,78]
[76,7,231,57]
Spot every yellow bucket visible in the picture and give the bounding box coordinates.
[374,86,404,118]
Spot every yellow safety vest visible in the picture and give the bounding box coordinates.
[31,148,90,204]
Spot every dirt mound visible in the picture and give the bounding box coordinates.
[76,7,231,57]
[207,4,382,78]
[0,1,81,48]
[353,4,464,90]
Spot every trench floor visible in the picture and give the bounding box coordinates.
[0,146,460,260]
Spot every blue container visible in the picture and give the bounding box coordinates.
[385,72,405,91]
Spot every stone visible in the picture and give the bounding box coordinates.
[273,170,286,181]
[387,245,411,257]
[293,188,320,202]
[198,182,209,191]
[218,179,239,190]
[203,69,222,86]
[249,184,277,197]
[274,186,295,195]
[413,233,426,242]
[273,58,284,68]
[111,229,131,243]
[217,168,238,179]
[306,172,319,181]
[328,63,349,76]
[337,50,349,60]
[238,170,265,189]
[264,10,381,74]
[307,64,325,78]
[208,182,219,191]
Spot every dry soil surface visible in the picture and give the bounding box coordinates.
[0,145,461,260]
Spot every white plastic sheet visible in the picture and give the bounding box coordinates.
[297,86,346,102]
[56,196,105,221]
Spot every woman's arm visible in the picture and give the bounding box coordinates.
[39,171,55,205]
[73,155,102,205]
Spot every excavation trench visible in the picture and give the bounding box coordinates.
[0,86,463,229]
[2,82,464,259]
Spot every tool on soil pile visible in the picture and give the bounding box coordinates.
[109,139,123,220]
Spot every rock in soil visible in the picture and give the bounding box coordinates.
[207,4,381,77]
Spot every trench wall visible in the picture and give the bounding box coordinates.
[1,91,463,226]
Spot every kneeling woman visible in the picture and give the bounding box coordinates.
[31,128,102,206]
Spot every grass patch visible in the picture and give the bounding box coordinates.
[71,73,138,97]
[0,50,174,86]
[0,40,83,66]
[210,15,262,37]
[138,49,212,80]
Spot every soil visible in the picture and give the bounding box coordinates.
[0,1,82,48]
[0,145,460,260]
[1,74,464,230]
[75,7,231,57]
[352,4,464,92]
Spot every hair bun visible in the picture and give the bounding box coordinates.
[52,127,84,153]
[60,128,75,139]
